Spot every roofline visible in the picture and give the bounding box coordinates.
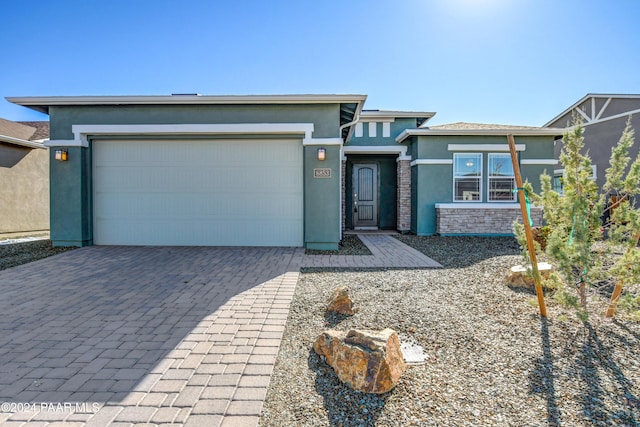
[395,128,563,143]
[0,134,47,149]
[6,94,368,114]
[543,93,640,127]
[360,110,436,119]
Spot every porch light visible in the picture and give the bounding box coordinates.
[55,149,68,161]
[317,147,326,161]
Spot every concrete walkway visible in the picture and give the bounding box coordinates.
[301,233,442,268]
[0,234,438,427]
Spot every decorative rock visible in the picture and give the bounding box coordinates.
[506,262,554,287]
[327,285,358,315]
[313,328,406,394]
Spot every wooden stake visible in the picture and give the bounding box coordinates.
[507,134,547,317]
[605,232,640,318]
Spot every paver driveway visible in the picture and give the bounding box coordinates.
[0,246,302,427]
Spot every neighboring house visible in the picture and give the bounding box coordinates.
[544,94,640,193]
[0,118,50,238]
[7,95,560,248]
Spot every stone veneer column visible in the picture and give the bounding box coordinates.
[397,159,411,232]
[341,159,347,232]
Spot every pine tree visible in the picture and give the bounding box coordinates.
[524,116,640,320]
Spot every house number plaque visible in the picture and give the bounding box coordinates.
[314,168,332,178]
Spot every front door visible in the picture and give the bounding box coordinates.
[353,163,378,229]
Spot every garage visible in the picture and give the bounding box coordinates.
[92,139,303,246]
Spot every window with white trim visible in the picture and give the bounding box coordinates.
[488,153,516,201]
[453,153,482,201]
[552,165,597,195]
[368,122,377,137]
[382,122,391,137]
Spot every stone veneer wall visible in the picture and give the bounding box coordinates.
[396,159,411,232]
[436,206,543,235]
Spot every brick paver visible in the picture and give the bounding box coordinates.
[0,233,433,426]
[0,246,301,427]
[301,232,442,268]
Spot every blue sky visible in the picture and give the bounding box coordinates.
[2,0,639,126]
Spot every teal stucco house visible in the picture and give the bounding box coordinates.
[8,94,561,250]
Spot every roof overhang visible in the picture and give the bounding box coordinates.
[395,128,563,144]
[7,93,367,143]
[0,134,47,149]
[6,94,367,114]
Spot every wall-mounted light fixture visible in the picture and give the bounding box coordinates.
[55,149,68,161]
[317,147,326,161]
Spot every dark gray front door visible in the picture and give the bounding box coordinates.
[353,163,378,229]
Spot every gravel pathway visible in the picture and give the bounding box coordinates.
[261,236,640,426]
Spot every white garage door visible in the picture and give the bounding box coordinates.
[93,139,303,246]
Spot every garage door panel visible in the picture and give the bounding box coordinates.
[93,139,303,246]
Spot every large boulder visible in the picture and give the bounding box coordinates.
[313,328,405,394]
[326,286,358,315]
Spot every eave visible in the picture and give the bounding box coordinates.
[395,128,563,144]
[6,94,368,115]
[0,134,47,149]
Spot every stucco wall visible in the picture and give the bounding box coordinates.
[548,98,640,193]
[409,134,555,235]
[0,143,49,235]
[48,103,344,248]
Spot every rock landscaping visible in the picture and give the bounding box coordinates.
[326,285,358,315]
[313,328,405,394]
[260,236,640,427]
[0,239,75,271]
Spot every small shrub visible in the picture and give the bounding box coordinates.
[553,288,579,309]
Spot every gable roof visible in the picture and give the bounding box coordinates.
[0,118,48,149]
[395,121,562,143]
[544,93,640,128]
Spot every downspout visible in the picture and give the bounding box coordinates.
[337,113,361,242]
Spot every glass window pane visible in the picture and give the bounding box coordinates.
[489,177,515,201]
[489,154,514,176]
[454,154,482,177]
[455,178,481,201]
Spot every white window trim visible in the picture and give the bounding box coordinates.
[448,144,525,152]
[554,165,597,181]
[453,153,483,203]
[368,122,377,138]
[520,159,557,165]
[46,123,317,148]
[355,123,363,138]
[410,159,453,166]
[382,122,391,138]
[487,153,516,202]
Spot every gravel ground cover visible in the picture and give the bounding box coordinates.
[0,239,75,271]
[306,233,372,255]
[261,236,640,427]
